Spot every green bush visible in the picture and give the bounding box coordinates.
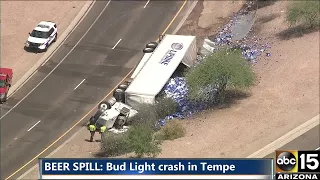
[286,1,320,28]
[156,120,186,141]
[153,97,178,119]
[126,124,162,158]
[185,49,255,103]
[127,103,158,127]
[128,97,178,127]
[100,133,130,157]
[100,124,162,158]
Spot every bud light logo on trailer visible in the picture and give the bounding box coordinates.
[160,43,184,66]
[171,43,183,50]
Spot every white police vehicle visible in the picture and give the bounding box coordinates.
[24,21,58,52]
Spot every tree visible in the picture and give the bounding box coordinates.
[185,49,255,103]
[286,1,320,28]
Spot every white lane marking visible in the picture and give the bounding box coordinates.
[316,147,320,150]
[27,120,41,132]
[112,39,122,49]
[143,0,150,8]
[0,0,112,121]
[74,79,85,90]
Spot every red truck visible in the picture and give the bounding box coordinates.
[0,68,13,103]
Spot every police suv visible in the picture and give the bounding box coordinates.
[24,21,58,52]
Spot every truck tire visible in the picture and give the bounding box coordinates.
[125,79,132,86]
[2,93,7,103]
[143,47,154,53]
[115,115,126,129]
[146,42,158,49]
[98,101,111,110]
[113,88,125,103]
[53,33,57,42]
[118,84,128,91]
[89,116,96,125]
[90,110,103,124]
[41,46,48,53]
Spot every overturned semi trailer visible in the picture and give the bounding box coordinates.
[125,34,197,109]
[88,35,197,133]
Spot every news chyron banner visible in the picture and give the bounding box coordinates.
[39,158,274,179]
[275,150,320,180]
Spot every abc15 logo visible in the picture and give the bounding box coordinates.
[276,150,320,173]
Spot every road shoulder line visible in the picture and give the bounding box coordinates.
[172,0,198,34]
[247,114,320,158]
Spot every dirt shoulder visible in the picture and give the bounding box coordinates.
[160,0,319,158]
[1,1,86,84]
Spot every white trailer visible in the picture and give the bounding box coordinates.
[125,35,197,109]
[130,52,153,79]
[88,35,197,133]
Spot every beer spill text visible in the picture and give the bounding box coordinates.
[44,162,236,174]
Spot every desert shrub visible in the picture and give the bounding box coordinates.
[100,133,130,157]
[100,125,162,157]
[128,97,178,127]
[256,0,278,9]
[155,120,186,141]
[185,49,255,103]
[153,97,178,119]
[121,98,178,157]
[286,1,320,28]
[125,124,162,158]
[127,103,158,127]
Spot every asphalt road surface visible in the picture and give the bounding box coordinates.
[0,1,185,179]
[264,125,320,159]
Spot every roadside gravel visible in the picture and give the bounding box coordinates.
[1,1,86,85]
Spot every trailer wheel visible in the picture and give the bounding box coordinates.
[118,84,128,91]
[146,42,158,49]
[143,47,154,53]
[113,88,125,103]
[125,79,132,86]
[98,101,111,110]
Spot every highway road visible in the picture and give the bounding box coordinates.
[0,0,186,179]
[264,125,320,159]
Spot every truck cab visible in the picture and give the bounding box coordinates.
[0,68,13,103]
